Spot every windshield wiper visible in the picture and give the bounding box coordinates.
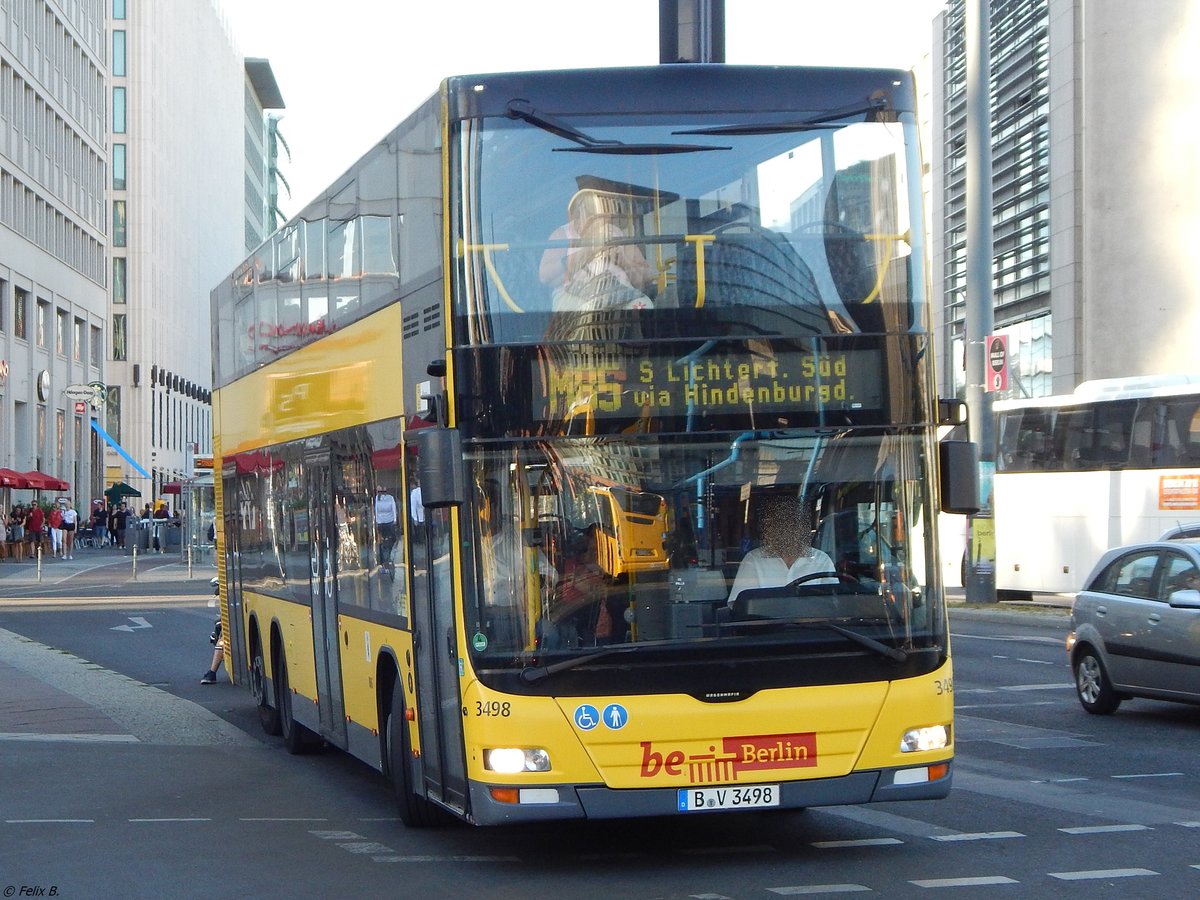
[672,97,892,137]
[506,99,728,156]
[726,617,908,662]
[519,645,639,684]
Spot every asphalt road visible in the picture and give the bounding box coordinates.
[2,561,1198,898]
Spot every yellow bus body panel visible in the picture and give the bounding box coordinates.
[460,662,952,789]
[337,617,419,742]
[244,592,317,701]
[218,305,405,453]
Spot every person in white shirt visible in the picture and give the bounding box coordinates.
[373,486,398,569]
[60,500,79,559]
[728,497,836,607]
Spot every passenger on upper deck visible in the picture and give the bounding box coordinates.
[539,188,653,312]
[727,497,837,607]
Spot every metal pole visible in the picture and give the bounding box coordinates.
[965,0,997,602]
[659,0,725,64]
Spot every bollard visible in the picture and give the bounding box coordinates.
[187,544,193,579]
[132,545,137,580]
[36,545,42,583]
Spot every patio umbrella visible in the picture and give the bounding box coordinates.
[104,481,142,502]
[21,471,70,491]
[0,468,29,488]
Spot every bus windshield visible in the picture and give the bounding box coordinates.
[462,430,940,693]
[457,109,923,344]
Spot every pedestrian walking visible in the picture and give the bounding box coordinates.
[61,499,78,558]
[47,503,64,558]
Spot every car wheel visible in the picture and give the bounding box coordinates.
[1074,648,1122,715]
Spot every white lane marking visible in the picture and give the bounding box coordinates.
[1001,683,1072,691]
[910,876,1019,887]
[1112,772,1183,779]
[1059,824,1151,835]
[372,855,520,863]
[768,885,871,895]
[129,818,211,823]
[337,841,395,854]
[5,819,95,823]
[241,817,329,822]
[0,732,138,743]
[812,838,903,848]
[1048,868,1157,880]
[111,616,153,632]
[1178,821,1200,827]
[930,831,1025,842]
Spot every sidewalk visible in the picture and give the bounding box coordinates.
[0,539,215,589]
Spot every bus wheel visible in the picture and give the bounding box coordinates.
[386,690,443,827]
[277,646,314,754]
[1073,648,1122,715]
[250,644,281,736]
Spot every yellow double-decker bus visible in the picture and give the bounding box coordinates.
[211,65,977,827]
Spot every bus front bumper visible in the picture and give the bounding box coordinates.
[466,762,952,825]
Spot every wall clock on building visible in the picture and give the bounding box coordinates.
[37,370,50,401]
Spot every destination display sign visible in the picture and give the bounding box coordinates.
[539,346,883,424]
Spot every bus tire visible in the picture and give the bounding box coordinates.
[277,645,314,754]
[1073,647,1122,715]
[251,641,281,736]
[386,690,443,828]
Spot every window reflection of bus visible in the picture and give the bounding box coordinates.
[586,485,669,579]
[990,376,1200,596]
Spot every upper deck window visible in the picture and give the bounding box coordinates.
[457,111,923,346]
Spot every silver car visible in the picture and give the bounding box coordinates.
[1067,539,1200,714]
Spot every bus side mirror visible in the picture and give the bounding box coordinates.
[415,427,465,508]
[939,440,980,514]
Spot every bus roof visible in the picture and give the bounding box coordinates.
[996,374,1200,410]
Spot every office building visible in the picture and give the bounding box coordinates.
[0,1,108,501]
[105,0,263,497]
[932,0,1200,400]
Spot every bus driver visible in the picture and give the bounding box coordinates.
[727,497,836,607]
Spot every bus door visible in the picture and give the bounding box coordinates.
[306,454,348,749]
[412,502,468,813]
[220,479,247,687]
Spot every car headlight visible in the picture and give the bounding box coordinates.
[483,748,551,774]
[900,724,950,753]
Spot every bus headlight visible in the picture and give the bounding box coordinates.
[900,724,950,753]
[484,748,552,774]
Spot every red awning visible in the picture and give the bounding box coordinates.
[20,471,70,491]
[0,468,28,488]
[161,481,184,495]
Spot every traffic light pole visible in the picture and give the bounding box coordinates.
[965,0,997,603]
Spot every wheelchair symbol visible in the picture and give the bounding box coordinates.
[574,704,600,731]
